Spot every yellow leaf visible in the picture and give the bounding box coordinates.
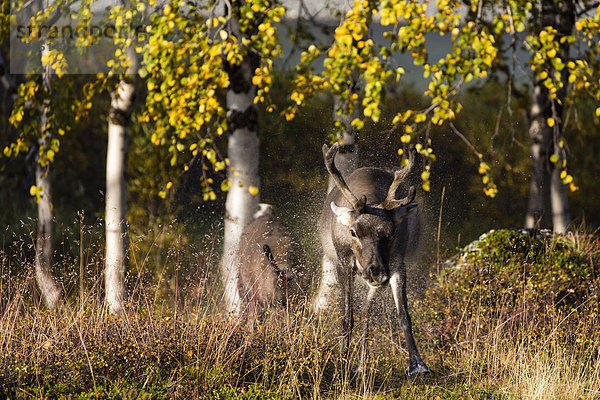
[166,181,173,189]
[30,185,38,196]
[415,113,426,123]
[249,186,259,196]
[478,162,490,174]
[547,117,555,127]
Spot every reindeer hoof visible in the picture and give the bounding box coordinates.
[406,363,431,377]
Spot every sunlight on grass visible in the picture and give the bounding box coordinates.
[0,227,598,398]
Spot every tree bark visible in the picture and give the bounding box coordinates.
[549,0,574,233]
[220,18,261,316]
[105,49,138,315]
[525,0,573,233]
[524,83,552,230]
[34,156,61,310]
[550,167,570,232]
[34,54,61,310]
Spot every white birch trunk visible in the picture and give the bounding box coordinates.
[34,39,61,310]
[105,51,137,314]
[221,84,260,316]
[220,10,261,314]
[34,158,61,310]
[548,0,574,234]
[550,168,570,233]
[525,0,573,233]
[524,87,552,230]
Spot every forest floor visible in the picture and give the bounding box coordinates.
[1,229,599,399]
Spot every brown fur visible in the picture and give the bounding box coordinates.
[237,213,304,316]
[318,143,430,376]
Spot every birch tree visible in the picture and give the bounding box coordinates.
[522,0,575,232]
[140,0,283,315]
[219,9,261,314]
[33,55,62,310]
[12,0,67,310]
[105,45,139,314]
[4,0,94,308]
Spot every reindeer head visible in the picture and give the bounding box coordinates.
[324,143,417,287]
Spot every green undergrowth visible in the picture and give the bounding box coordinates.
[415,229,600,399]
[1,229,599,398]
[418,229,600,348]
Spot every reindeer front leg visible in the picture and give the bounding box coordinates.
[339,259,354,355]
[313,256,339,315]
[359,286,377,368]
[389,263,430,376]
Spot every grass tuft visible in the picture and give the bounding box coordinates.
[1,228,598,398]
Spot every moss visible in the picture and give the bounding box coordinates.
[417,229,600,353]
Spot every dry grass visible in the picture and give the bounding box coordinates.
[1,227,599,398]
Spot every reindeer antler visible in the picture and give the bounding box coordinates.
[378,150,416,210]
[323,143,366,212]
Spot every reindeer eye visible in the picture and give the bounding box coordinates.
[350,229,357,238]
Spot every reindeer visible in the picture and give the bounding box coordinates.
[237,204,305,317]
[314,143,430,376]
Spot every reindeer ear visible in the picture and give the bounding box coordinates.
[331,202,354,227]
[391,203,418,226]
